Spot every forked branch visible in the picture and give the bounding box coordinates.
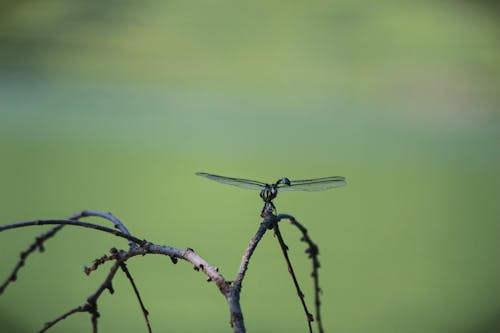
[0,210,325,333]
[0,210,141,296]
[0,216,232,332]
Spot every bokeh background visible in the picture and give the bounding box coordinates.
[1,1,499,332]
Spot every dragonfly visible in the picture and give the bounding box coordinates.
[196,172,346,217]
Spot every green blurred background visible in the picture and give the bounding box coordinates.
[1,0,499,332]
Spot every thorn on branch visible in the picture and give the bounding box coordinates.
[170,256,178,264]
[106,283,115,294]
[193,263,204,272]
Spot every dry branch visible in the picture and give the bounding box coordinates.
[273,223,314,333]
[0,224,64,295]
[278,213,324,333]
[0,210,325,333]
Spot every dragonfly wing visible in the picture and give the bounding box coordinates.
[278,176,346,192]
[196,172,266,190]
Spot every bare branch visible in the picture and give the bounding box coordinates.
[120,261,152,333]
[39,305,87,332]
[273,223,314,333]
[278,213,324,333]
[1,212,129,296]
[70,210,137,247]
[0,224,64,295]
[0,219,228,292]
[84,252,119,275]
[234,214,276,288]
[0,220,145,245]
[227,214,276,332]
[40,258,121,333]
[1,209,327,333]
[134,244,230,294]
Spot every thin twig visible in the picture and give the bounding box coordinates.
[0,212,102,295]
[39,305,87,332]
[229,214,276,332]
[234,214,276,288]
[70,210,137,248]
[120,261,152,333]
[0,224,64,295]
[0,220,145,245]
[273,223,314,333]
[84,252,119,275]
[1,218,150,332]
[278,213,323,333]
[84,260,123,333]
[1,211,133,296]
[75,210,150,331]
[40,260,121,333]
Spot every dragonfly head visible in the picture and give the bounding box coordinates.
[259,183,278,203]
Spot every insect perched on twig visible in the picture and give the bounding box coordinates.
[196,172,347,217]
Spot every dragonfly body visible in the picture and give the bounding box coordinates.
[196,172,346,217]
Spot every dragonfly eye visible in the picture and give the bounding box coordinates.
[276,177,291,186]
